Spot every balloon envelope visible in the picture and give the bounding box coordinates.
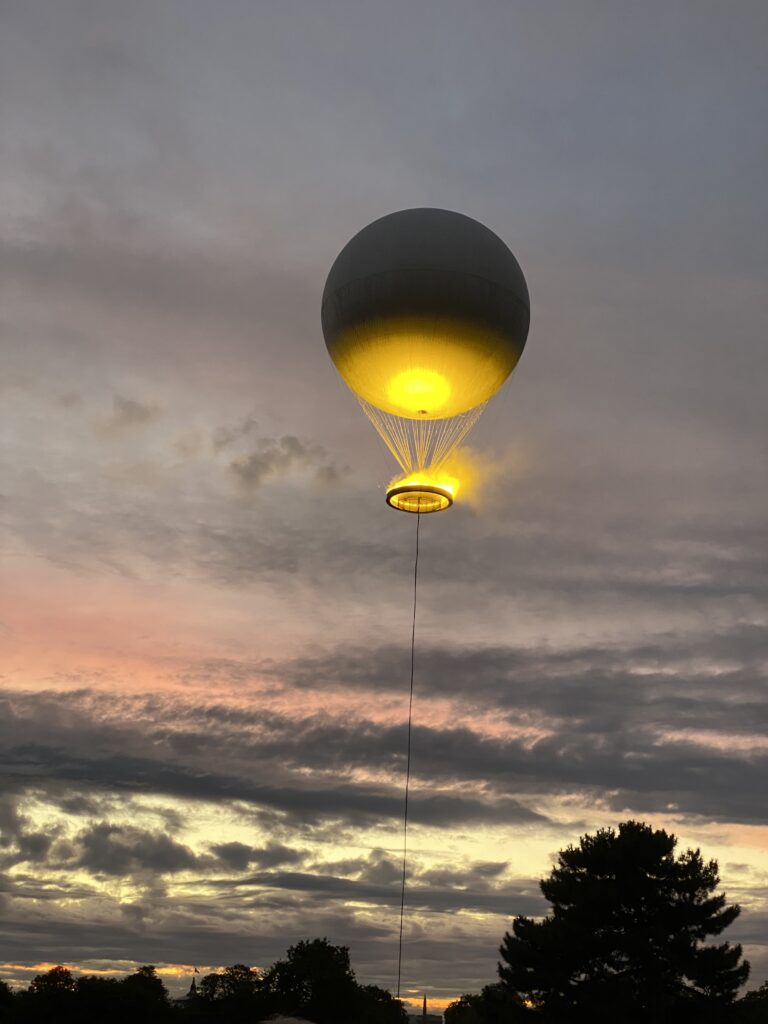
[322,208,530,419]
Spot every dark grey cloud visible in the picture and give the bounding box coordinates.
[0,795,57,869]
[419,862,509,887]
[4,741,547,831]
[230,435,343,489]
[275,628,768,737]
[212,415,259,452]
[74,822,200,877]
[307,850,510,893]
[0,795,25,841]
[212,841,303,872]
[101,394,159,432]
[55,793,119,817]
[12,831,55,866]
[359,850,401,887]
[215,869,544,919]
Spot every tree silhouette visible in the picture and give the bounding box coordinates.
[499,820,749,1022]
[355,983,408,1024]
[259,938,360,1023]
[196,963,262,1021]
[28,965,75,995]
[74,976,124,1022]
[445,982,530,1022]
[21,965,77,1021]
[259,938,405,1024]
[738,981,768,1022]
[0,980,13,1022]
[121,966,171,1020]
[217,963,260,1000]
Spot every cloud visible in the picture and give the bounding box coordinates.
[3,666,768,845]
[360,850,401,886]
[229,435,343,489]
[74,823,199,877]
[0,795,57,869]
[216,869,545,918]
[1,690,550,842]
[99,395,159,433]
[0,796,25,842]
[212,416,259,452]
[275,629,768,740]
[12,832,55,866]
[212,841,303,872]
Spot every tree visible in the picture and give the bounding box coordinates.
[29,965,76,994]
[260,939,358,1023]
[121,965,171,1019]
[356,984,408,1024]
[445,983,530,1023]
[499,820,749,1022]
[445,991,486,1024]
[738,981,768,1022]
[23,966,78,1023]
[0,980,13,1021]
[74,975,124,1023]
[216,963,260,1001]
[259,939,405,1024]
[196,964,263,1022]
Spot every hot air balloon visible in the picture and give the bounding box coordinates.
[322,208,530,512]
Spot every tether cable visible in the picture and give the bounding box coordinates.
[396,510,420,1001]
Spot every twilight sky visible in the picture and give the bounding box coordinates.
[1,0,767,1010]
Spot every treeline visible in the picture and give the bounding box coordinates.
[0,939,407,1024]
[444,981,768,1023]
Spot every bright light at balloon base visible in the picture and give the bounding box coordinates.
[386,482,454,514]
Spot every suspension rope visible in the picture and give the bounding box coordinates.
[397,511,420,1001]
[357,399,487,475]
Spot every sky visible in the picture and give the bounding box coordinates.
[1,0,767,1011]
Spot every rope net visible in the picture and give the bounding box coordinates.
[358,398,486,475]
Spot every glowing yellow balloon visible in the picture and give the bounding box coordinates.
[322,208,530,511]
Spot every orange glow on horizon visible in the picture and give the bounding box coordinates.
[402,995,454,1012]
[0,961,227,979]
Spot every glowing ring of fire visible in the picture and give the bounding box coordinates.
[385,483,453,514]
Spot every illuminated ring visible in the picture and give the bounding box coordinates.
[385,484,453,514]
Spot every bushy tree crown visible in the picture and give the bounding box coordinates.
[499,820,749,1021]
